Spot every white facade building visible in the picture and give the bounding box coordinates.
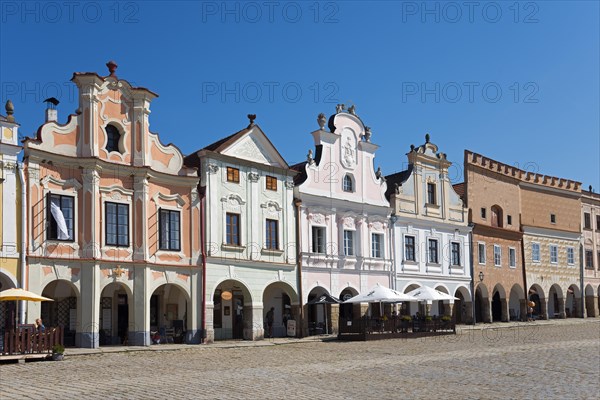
[386,135,472,319]
[293,107,392,335]
[185,117,298,342]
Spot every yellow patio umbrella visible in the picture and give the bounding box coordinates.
[0,288,54,302]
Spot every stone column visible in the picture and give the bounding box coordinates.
[557,297,566,319]
[573,297,583,318]
[463,301,473,324]
[130,265,149,346]
[78,263,99,348]
[585,296,598,318]
[205,303,215,343]
[501,299,509,322]
[245,304,263,340]
[519,299,528,322]
[538,298,548,320]
[483,297,492,323]
[291,304,301,337]
[330,304,339,334]
[446,303,454,318]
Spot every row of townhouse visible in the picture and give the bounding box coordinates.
[1,63,598,347]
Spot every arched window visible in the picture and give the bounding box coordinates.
[342,174,353,192]
[491,205,503,228]
[105,125,121,153]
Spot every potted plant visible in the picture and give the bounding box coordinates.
[52,344,65,361]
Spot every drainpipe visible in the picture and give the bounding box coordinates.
[200,189,207,343]
[469,223,475,325]
[390,214,398,291]
[17,162,27,324]
[579,239,584,318]
[294,199,304,338]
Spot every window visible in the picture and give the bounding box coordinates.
[312,226,325,254]
[550,214,556,224]
[105,202,129,247]
[225,213,240,246]
[371,234,383,258]
[567,247,574,265]
[585,250,594,269]
[532,243,540,262]
[494,245,502,266]
[266,175,277,191]
[507,215,512,225]
[343,175,353,192]
[404,236,416,261]
[481,208,486,219]
[265,219,278,249]
[427,183,436,205]
[598,251,600,270]
[226,167,240,183]
[478,243,486,264]
[451,242,461,266]
[105,125,121,153]
[159,209,180,251]
[428,239,439,264]
[343,230,355,256]
[550,245,558,264]
[509,248,516,268]
[47,194,74,241]
[584,213,591,229]
[597,215,600,231]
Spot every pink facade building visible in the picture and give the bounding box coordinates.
[22,62,201,347]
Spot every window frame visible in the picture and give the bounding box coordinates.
[494,245,502,267]
[531,242,540,263]
[46,193,75,242]
[427,183,436,205]
[509,247,516,268]
[451,242,461,266]
[550,214,556,224]
[567,247,575,265]
[583,212,591,229]
[371,233,383,258]
[225,212,241,246]
[404,235,416,262]
[311,226,326,254]
[343,230,355,256]
[226,167,240,183]
[507,215,512,225]
[265,219,279,250]
[105,201,129,247]
[105,124,122,154]
[478,242,486,265]
[342,174,354,192]
[549,244,558,264]
[427,238,439,264]
[585,250,594,269]
[158,208,181,251]
[265,175,277,191]
[481,208,486,219]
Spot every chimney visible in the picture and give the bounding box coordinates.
[44,97,59,122]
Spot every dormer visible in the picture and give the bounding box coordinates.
[387,134,466,224]
[294,105,388,207]
[23,61,195,177]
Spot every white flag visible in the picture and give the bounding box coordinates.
[50,200,70,240]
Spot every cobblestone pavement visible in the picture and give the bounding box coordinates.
[1,320,599,399]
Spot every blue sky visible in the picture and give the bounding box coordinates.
[1,1,598,188]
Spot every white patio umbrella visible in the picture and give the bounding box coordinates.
[343,284,417,317]
[404,286,458,302]
[343,284,416,304]
[405,286,458,316]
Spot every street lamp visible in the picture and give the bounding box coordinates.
[478,271,484,282]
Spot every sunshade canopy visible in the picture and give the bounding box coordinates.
[405,286,458,302]
[0,288,54,302]
[307,292,341,305]
[343,284,416,303]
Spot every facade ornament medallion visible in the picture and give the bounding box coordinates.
[247,172,260,183]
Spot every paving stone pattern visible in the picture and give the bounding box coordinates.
[1,321,599,399]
